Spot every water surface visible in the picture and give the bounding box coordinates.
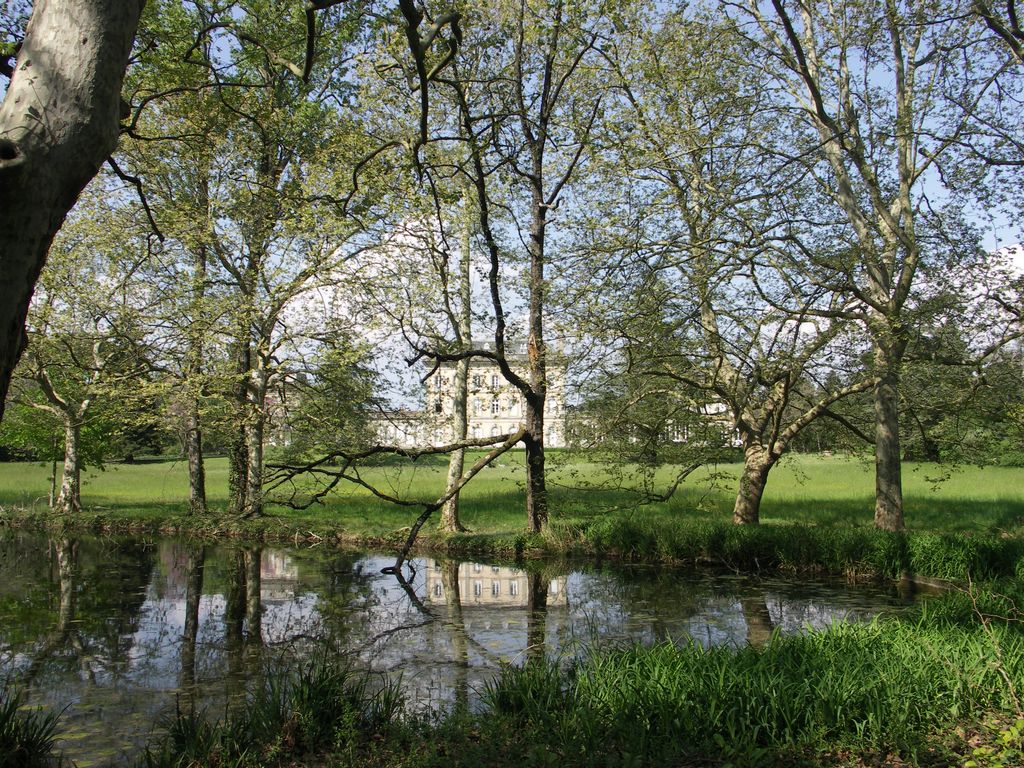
[0,531,924,766]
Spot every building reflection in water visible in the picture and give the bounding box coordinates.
[423,560,567,608]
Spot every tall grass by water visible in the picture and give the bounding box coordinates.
[137,659,402,768]
[473,616,1024,766]
[0,688,64,768]
[125,585,1024,767]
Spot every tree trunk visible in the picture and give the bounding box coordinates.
[873,350,905,531]
[184,404,207,516]
[524,403,547,532]
[732,445,775,525]
[441,195,474,533]
[184,240,209,516]
[524,181,548,533]
[244,406,265,518]
[227,340,250,516]
[54,418,82,515]
[0,1,143,421]
[440,359,469,532]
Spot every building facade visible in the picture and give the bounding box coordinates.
[375,353,567,449]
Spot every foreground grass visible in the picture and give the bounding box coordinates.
[1,454,1022,580]
[10,585,1007,767]
[0,688,63,768]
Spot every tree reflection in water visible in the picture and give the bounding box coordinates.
[441,561,469,709]
[526,571,548,664]
[179,544,205,703]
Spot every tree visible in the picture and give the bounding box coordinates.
[0,0,462,426]
[276,335,377,461]
[402,0,612,532]
[6,185,153,514]
[973,0,1024,62]
[0,0,145,421]
[567,8,871,524]
[122,0,374,519]
[731,0,1005,529]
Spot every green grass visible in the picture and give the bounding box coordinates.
[1,453,1022,579]
[1,452,1022,530]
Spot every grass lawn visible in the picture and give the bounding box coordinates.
[1,451,1022,538]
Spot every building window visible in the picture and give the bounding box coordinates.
[491,374,500,388]
[472,374,482,387]
[474,581,482,597]
[490,425,500,438]
[473,398,481,414]
[491,398,500,414]
[434,397,443,413]
[492,581,500,596]
[434,583,443,597]
[472,425,480,439]
[509,580,519,596]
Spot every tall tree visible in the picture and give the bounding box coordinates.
[568,9,871,524]
[398,0,612,532]
[8,186,152,515]
[732,0,1003,529]
[124,0,371,518]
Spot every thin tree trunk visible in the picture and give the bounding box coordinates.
[54,419,82,515]
[244,407,264,518]
[524,405,547,532]
[184,405,207,516]
[227,339,250,516]
[732,445,775,525]
[524,183,548,533]
[873,348,905,531]
[441,195,474,533]
[441,364,469,532]
[0,1,143,420]
[184,239,209,516]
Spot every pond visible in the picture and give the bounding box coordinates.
[0,531,928,766]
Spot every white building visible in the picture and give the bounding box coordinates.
[375,351,567,449]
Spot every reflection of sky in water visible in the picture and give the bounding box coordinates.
[0,534,924,767]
